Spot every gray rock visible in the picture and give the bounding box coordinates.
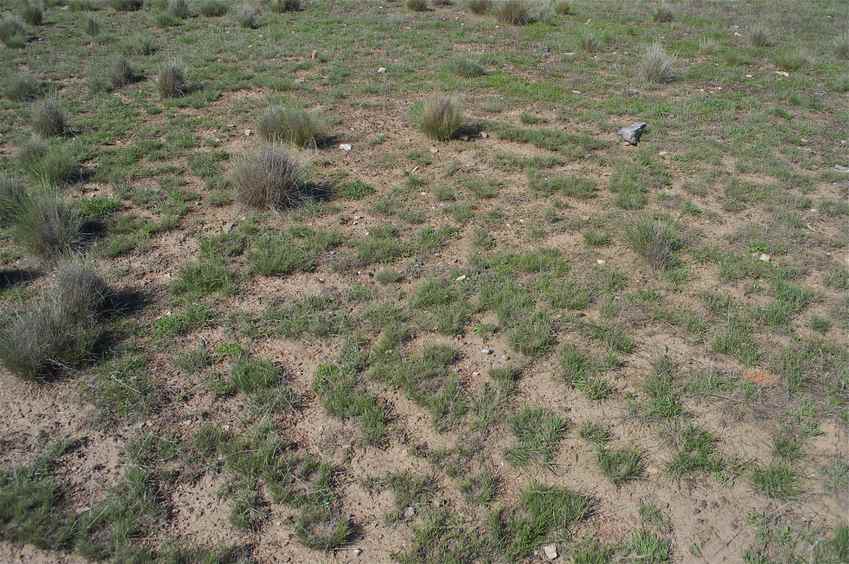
[618,122,648,145]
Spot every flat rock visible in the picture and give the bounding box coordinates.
[618,122,648,145]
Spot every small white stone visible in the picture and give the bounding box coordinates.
[377,67,386,73]
[596,259,606,265]
[244,129,252,136]
[403,506,415,519]
[758,253,771,262]
[481,348,494,355]
[339,143,352,152]
[455,274,466,281]
[542,543,558,560]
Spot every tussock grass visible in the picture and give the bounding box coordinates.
[167,0,190,19]
[111,57,135,88]
[450,58,486,77]
[0,175,28,228]
[0,16,27,48]
[270,0,302,12]
[640,42,675,83]
[626,216,684,270]
[19,139,80,185]
[111,0,143,11]
[32,97,67,137]
[158,60,186,98]
[505,406,567,467]
[652,4,673,22]
[466,0,491,13]
[750,25,771,47]
[21,2,44,26]
[6,186,83,260]
[0,261,108,381]
[257,105,324,147]
[84,16,99,38]
[420,96,463,141]
[199,0,228,16]
[835,31,849,59]
[494,0,529,25]
[4,74,41,101]
[232,145,301,210]
[237,4,260,28]
[489,482,590,560]
[406,0,429,11]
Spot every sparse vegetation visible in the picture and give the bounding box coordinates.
[1,1,847,561]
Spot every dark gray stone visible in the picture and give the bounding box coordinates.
[618,122,648,145]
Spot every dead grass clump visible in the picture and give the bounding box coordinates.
[110,56,136,89]
[237,4,260,28]
[111,0,143,11]
[32,97,67,137]
[652,4,673,22]
[270,0,302,12]
[640,42,675,83]
[626,216,684,270]
[0,175,28,227]
[421,96,463,141]
[0,15,27,48]
[407,0,429,11]
[834,31,849,59]
[257,106,324,147]
[0,261,109,381]
[494,0,529,24]
[167,0,190,18]
[158,60,185,98]
[750,25,771,47]
[466,0,490,14]
[232,145,301,210]
[199,0,228,16]
[4,74,41,101]
[21,2,44,26]
[11,188,83,259]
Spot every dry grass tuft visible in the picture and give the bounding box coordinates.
[232,145,302,210]
[32,97,67,137]
[421,96,464,141]
[639,42,675,83]
[158,60,185,98]
[257,106,325,147]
